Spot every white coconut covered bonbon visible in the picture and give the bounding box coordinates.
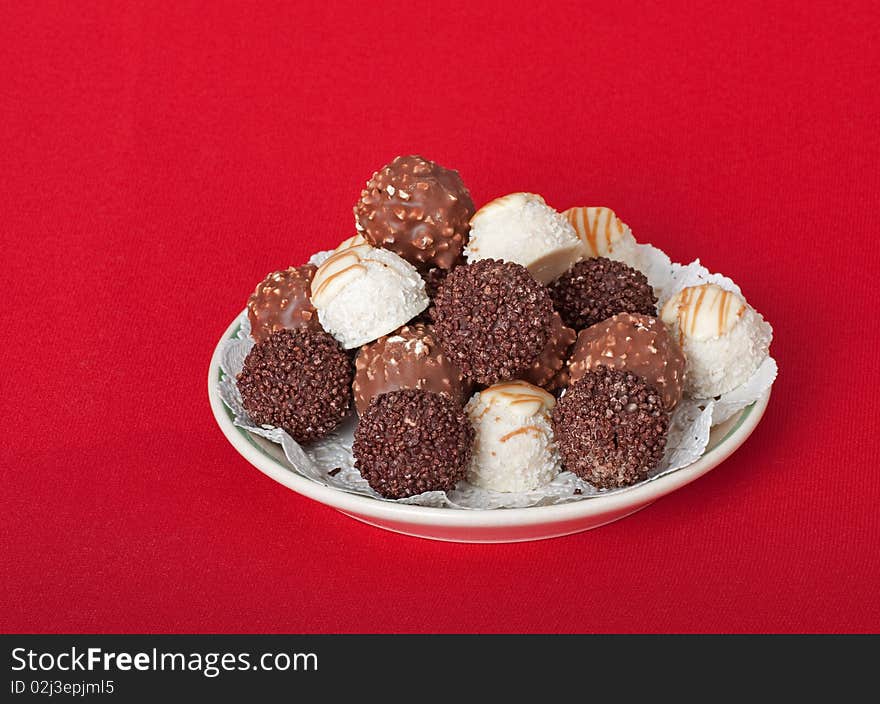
[563,206,643,272]
[661,283,772,398]
[465,381,561,493]
[464,193,582,284]
[310,239,428,349]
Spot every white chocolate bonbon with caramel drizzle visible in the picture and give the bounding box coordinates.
[310,244,371,307]
[475,381,556,417]
[465,381,561,493]
[660,284,746,342]
[660,282,771,398]
[465,193,582,284]
[310,237,428,349]
[564,206,631,258]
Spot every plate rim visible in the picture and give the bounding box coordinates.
[208,313,771,528]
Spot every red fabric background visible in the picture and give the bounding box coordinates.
[3,1,879,633]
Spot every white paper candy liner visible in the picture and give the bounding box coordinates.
[308,249,335,267]
[633,243,674,302]
[710,356,777,426]
[219,245,775,509]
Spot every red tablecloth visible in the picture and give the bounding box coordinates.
[3,1,879,633]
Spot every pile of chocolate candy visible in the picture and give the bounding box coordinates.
[236,155,771,499]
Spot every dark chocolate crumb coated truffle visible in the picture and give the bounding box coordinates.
[432,259,554,386]
[548,257,657,331]
[353,389,474,499]
[236,328,352,444]
[247,265,321,342]
[552,366,668,489]
[354,155,475,270]
[411,261,459,324]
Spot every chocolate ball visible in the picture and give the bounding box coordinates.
[548,257,657,331]
[521,311,577,391]
[569,313,686,411]
[353,389,474,499]
[353,323,471,415]
[247,265,321,342]
[411,260,459,324]
[354,155,475,270]
[236,328,352,444]
[552,367,668,489]
[432,259,555,386]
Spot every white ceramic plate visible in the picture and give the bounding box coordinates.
[209,315,771,543]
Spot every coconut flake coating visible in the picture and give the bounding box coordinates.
[354,155,474,270]
[552,367,668,489]
[353,389,474,499]
[548,257,657,331]
[466,382,561,493]
[236,328,353,444]
[432,259,554,385]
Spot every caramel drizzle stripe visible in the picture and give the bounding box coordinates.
[486,384,554,407]
[718,290,730,336]
[489,382,525,392]
[677,285,746,339]
[499,426,542,443]
[489,381,548,395]
[314,265,364,298]
[566,208,585,243]
[689,286,710,337]
[586,207,601,254]
[603,208,613,252]
[676,287,692,347]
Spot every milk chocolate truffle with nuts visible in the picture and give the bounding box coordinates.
[354,155,475,270]
[432,259,555,386]
[353,389,474,499]
[236,328,352,444]
[353,323,471,415]
[521,311,576,391]
[247,265,321,342]
[568,313,685,411]
[548,257,657,331]
[552,366,668,489]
